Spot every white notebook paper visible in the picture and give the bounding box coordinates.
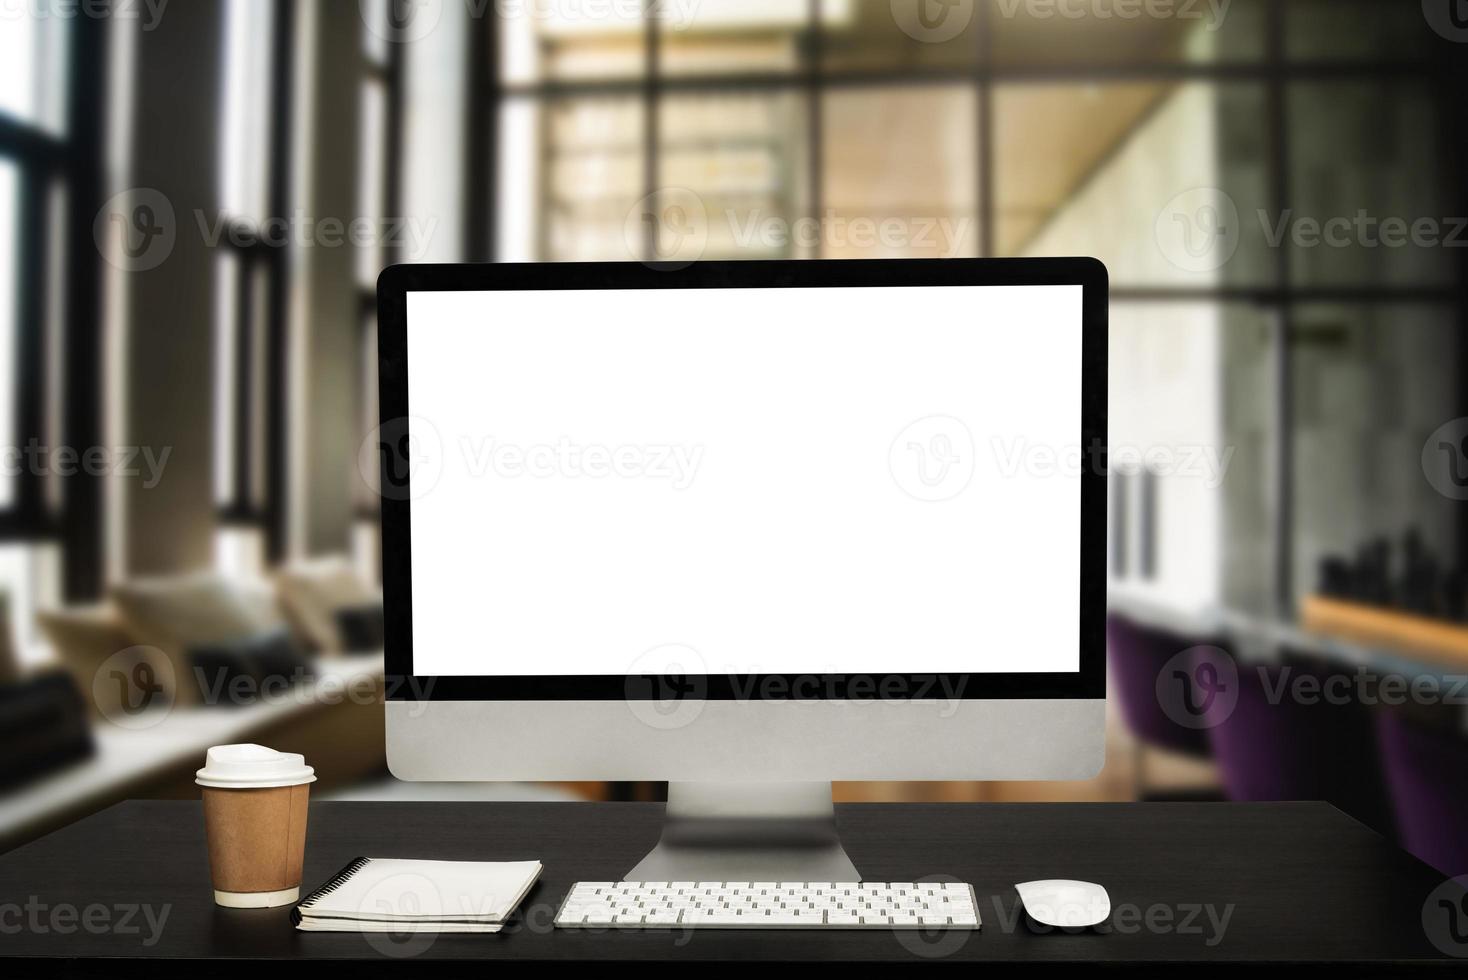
[292,857,543,933]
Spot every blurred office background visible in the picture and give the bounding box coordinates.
[1,0,1466,875]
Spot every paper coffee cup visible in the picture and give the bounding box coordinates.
[197,744,316,908]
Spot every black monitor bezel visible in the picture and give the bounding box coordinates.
[379,258,1107,701]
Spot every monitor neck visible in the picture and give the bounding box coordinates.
[624,782,860,883]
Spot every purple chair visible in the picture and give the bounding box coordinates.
[1106,613,1213,798]
[1205,656,1394,837]
[1377,709,1468,876]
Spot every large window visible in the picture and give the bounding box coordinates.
[479,0,1461,613]
[488,1,1267,264]
[0,15,74,661]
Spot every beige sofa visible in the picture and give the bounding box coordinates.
[4,565,386,854]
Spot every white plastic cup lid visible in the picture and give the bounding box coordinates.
[196,744,317,789]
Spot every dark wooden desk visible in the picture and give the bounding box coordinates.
[0,800,1461,974]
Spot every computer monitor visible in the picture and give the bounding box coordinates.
[378,259,1107,881]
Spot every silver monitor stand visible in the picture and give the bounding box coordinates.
[625,781,860,882]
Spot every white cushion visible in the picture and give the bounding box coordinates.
[275,558,380,654]
[109,574,287,704]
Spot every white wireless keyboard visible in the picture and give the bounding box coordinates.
[555,881,981,929]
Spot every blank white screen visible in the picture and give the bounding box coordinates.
[407,285,1082,677]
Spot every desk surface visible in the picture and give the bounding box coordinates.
[0,800,1460,972]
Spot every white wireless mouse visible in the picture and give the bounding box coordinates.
[1014,879,1111,930]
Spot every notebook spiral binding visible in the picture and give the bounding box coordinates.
[291,856,372,924]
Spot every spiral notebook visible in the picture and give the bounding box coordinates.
[292,857,543,933]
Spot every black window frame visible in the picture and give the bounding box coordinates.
[354,12,405,528]
[214,0,298,565]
